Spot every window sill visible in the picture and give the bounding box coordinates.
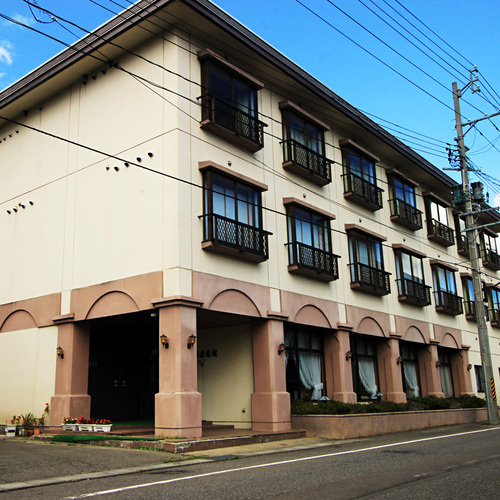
[350,281,390,296]
[202,240,268,263]
[398,296,431,307]
[288,265,338,282]
[390,214,422,231]
[283,161,330,186]
[427,233,454,247]
[435,306,462,316]
[200,120,263,153]
[344,191,382,211]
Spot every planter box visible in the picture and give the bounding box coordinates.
[62,424,78,431]
[78,424,94,431]
[93,424,112,432]
[5,425,16,437]
[292,407,496,440]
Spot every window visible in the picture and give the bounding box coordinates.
[199,51,266,152]
[400,342,420,398]
[348,230,390,295]
[454,214,469,255]
[475,365,486,393]
[432,264,463,315]
[462,276,476,320]
[389,176,422,230]
[350,334,380,401]
[285,202,338,281]
[479,231,500,271]
[486,286,500,326]
[341,143,383,211]
[394,249,431,306]
[438,348,454,398]
[424,197,454,246]
[202,169,270,262]
[285,327,325,401]
[280,103,331,185]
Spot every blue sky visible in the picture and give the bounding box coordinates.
[1,0,499,204]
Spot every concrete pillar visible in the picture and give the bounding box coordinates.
[50,322,91,427]
[451,346,474,396]
[251,318,291,431]
[377,337,406,403]
[154,297,202,438]
[419,342,445,397]
[324,329,357,403]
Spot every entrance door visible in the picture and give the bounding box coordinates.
[88,312,158,422]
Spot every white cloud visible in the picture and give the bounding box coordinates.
[12,14,35,27]
[0,44,13,65]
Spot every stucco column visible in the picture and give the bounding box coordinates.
[451,346,474,396]
[50,321,91,427]
[419,342,445,397]
[251,315,291,431]
[154,297,203,438]
[377,337,406,403]
[325,328,356,403]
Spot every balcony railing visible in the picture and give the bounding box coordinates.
[397,278,431,306]
[349,262,390,295]
[434,290,463,315]
[389,198,422,231]
[343,172,383,211]
[464,300,476,320]
[427,218,454,247]
[200,93,266,152]
[488,307,500,327]
[282,139,332,186]
[480,247,500,271]
[201,213,270,262]
[286,241,339,281]
[457,233,469,256]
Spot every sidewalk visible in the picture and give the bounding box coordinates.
[0,435,331,493]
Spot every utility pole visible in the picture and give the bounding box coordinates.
[452,75,499,424]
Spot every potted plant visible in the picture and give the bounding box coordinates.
[34,403,50,434]
[5,418,17,437]
[77,416,94,431]
[62,417,78,431]
[93,418,113,432]
[21,413,36,436]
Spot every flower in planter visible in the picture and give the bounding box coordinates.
[63,417,78,424]
[77,416,88,424]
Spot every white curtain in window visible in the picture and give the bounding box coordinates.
[440,365,454,397]
[403,362,419,398]
[358,358,378,398]
[298,352,323,400]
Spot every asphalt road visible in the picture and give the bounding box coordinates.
[2,424,499,499]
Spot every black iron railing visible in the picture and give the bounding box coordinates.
[282,139,332,182]
[343,172,383,209]
[389,198,422,229]
[202,213,269,260]
[397,278,431,306]
[200,93,265,148]
[286,241,339,279]
[427,218,454,246]
[434,290,463,315]
[480,247,500,270]
[349,262,390,294]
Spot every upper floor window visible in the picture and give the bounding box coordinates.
[388,175,422,230]
[341,140,383,211]
[348,229,390,295]
[198,50,266,152]
[285,327,325,401]
[486,285,500,327]
[280,102,331,186]
[201,165,270,262]
[394,248,431,306]
[454,214,469,256]
[424,196,454,247]
[285,200,338,281]
[431,263,462,315]
[479,231,500,271]
[461,276,476,320]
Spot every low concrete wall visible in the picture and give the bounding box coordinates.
[291,408,494,439]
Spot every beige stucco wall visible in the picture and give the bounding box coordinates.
[0,326,57,424]
[197,325,253,429]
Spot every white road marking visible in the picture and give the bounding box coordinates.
[65,426,500,498]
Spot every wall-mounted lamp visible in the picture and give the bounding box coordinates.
[436,360,442,367]
[56,346,64,359]
[278,343,286,355]
[346,350,353,361]
[396,356,402,365]
[467,363,472,371]
[187,334,196,349]
[160,334,169,349]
